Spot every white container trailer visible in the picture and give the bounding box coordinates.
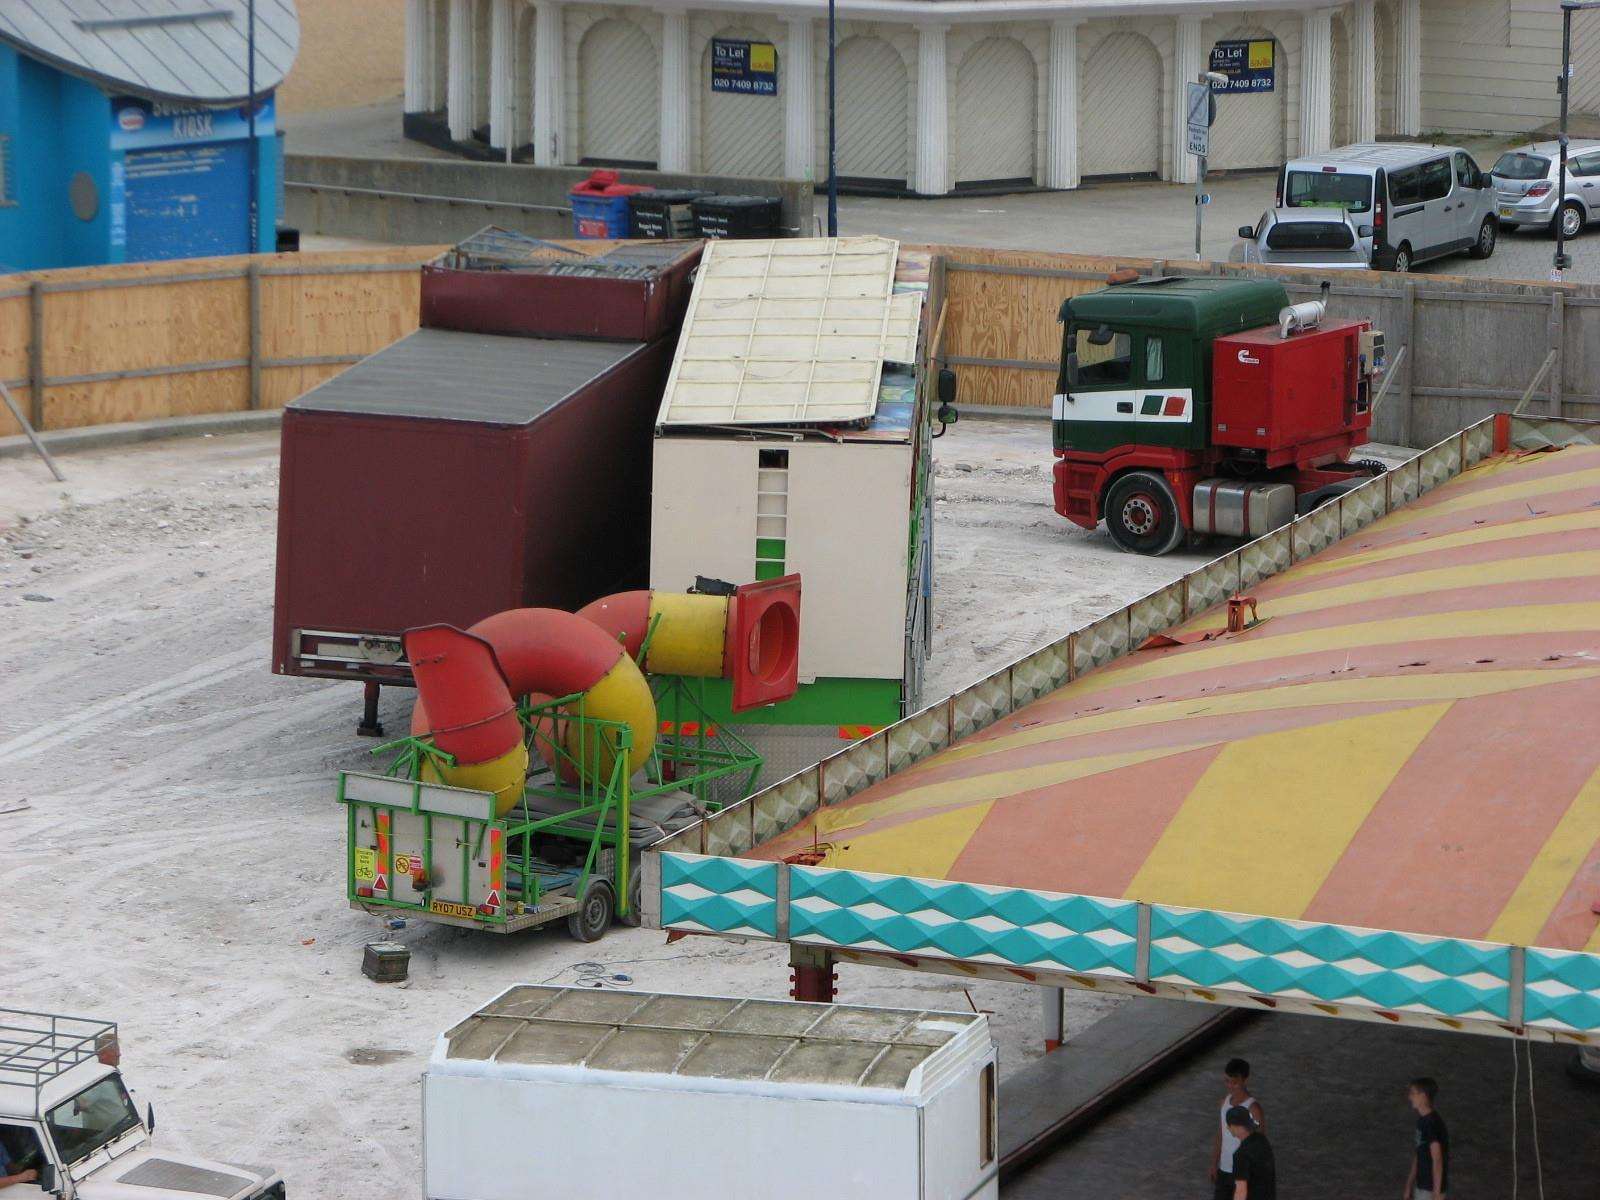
[422,986,998,1200]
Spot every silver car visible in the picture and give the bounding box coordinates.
[1491,140,1600,238]
[1233,207,1370,270]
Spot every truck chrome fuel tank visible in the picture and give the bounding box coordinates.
[1192,479,1296,539]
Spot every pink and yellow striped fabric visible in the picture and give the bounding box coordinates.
[756,444,1600,952]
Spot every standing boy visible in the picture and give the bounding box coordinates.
[1210,1057,1266,1200]
[1404,1076,1448,1200]
[1225,1106,1276,1200]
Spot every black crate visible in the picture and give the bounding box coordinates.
[628,189,710,239]
[362,941,411,982]
[692,194,783,240]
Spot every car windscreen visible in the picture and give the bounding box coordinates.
[46,1077,142,1165]
[1492,152,1549,180]
[1265,220,1356,251]
[1284,170,1372,213]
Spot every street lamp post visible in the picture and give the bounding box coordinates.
[1554,2,1600,280]
[827,0,838,237]
[1193,71,1229,261]
[247,0,258,253]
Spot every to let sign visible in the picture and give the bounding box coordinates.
[1209,39,1276,92]
[711,39,778,95]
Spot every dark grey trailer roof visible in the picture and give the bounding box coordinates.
[288,329,646,426]
[0,1,299,104]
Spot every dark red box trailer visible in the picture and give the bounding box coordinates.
[271,326,670,691]
[420,233,701,343]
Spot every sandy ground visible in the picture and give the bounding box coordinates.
[274,0,406,116]
[0,416,1231,1197]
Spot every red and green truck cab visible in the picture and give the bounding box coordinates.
[1052,275,1385,554]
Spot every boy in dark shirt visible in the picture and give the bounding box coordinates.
[1404,1076,1448,1200]
[1224,1105,1276,1200]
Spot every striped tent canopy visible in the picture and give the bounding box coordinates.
[756,442,1600,955]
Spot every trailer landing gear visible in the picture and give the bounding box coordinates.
[790,945,837,1003]
[357,681,385,738]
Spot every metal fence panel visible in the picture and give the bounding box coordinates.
[1185,551,1239,617]
[822,735,890,807]
[887,704,954,773]
[1073,611,1130,675]
[659,852,780,937]
[751,768,822,845]
[1238,526,1292,592]
[952,670,1012,741]
[1129,582,1186,647]
[1011,637,1074,708]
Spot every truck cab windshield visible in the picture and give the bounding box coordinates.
[46,1077,141,1165]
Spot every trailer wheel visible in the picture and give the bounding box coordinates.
[567,879,615,943]
[1104,471,1185,556]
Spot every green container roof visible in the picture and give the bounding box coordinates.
[1063,277,1289,338]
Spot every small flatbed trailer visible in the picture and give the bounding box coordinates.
[343,675,760,939]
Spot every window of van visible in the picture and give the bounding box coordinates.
[1420,159,1452,201]
[1389,166,1421,205]
[1284,170,1371,212]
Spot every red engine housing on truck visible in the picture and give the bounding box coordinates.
[1211,319,1371,465]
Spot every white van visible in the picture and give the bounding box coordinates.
[1276,143,1499,272]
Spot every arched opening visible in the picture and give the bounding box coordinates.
[1205,31,1286,170]
[516,3,535,152]
[430,0,449,110]
[1376,1,1397,135]
[1078,32,1160,178]
[1331,12,1352,148]
[578,19,659,166]
[472,0,492,137]
[953,38,1037,187]
[700,30,783,177]
[834,36,909,186]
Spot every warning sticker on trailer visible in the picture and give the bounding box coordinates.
[354,847,377,882]
[394,854,412,875]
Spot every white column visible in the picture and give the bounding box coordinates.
[785,17,816,181]
[533,2,564,164]
[1351,0,1377,143]
[915,24,949,195]
[1395,0,1422,135]
[660,11,692,172]
[1170,14,1205,185]
[1044,18,1081,190]
[1300,8,1333,156]
[405,0,431,112]
[488,0,515,148]
[447,0,475,141]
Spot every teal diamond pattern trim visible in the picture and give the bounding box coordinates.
[1150,907,1511,1020]
[1525,949,1600,1032]
[790,867,1137,977]
[660,853,779,938]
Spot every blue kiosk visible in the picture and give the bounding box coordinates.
[0,2,299,272]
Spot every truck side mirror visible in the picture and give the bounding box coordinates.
[36,1163,57,1194]
[1087,324,1115,346]
[1357,224,1373,237]
[936,367,957,406]
[1237,225,1255,239]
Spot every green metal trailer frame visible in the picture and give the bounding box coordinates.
[342,675,763,935]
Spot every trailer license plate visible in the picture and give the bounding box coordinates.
[428,900,479,920]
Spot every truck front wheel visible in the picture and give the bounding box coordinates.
[567,878,615,943]
[1104,471,1185,556]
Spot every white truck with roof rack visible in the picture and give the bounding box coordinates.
[0,1009,284,1200]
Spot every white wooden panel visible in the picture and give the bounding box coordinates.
[650,439,760,594]
[1576,6,1600,115]
[953,37,1037,184]
[785,442,912,682]
[701,33,784,177]
[837,36,909,181]
[1205,31,1287,170]
[579,18,659,163]
[1079,32,1160,177]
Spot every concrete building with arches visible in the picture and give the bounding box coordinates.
[401,0,1598,196]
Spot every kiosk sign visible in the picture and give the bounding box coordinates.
[711,39,778,95]
[1209,39,1276,92]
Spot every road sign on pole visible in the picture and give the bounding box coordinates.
[1185,80,1211,157]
